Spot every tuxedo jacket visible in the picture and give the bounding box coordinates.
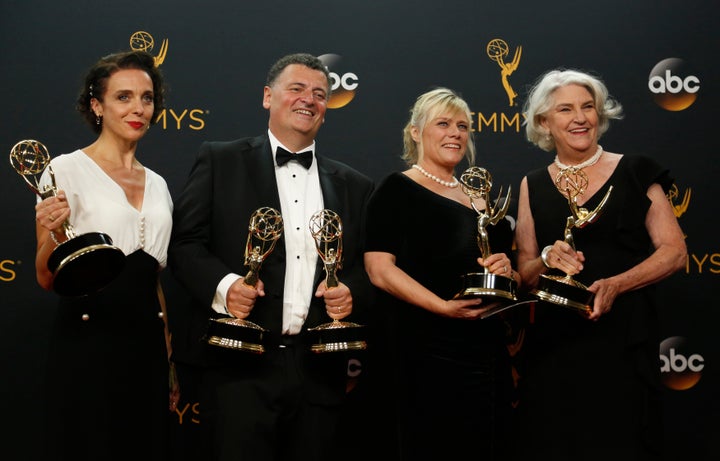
[168,134,375,366]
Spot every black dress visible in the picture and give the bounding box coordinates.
[43,251,170,461]
[364,172,516,460]
[514,155,672,461]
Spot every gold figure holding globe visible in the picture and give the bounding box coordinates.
[9,139,125,297]
[486,38,522,107]
[130,30,168,67]
[205,207,284,354]
[307,209,367,353]
[531,167,613,313]
[454,166,517,305]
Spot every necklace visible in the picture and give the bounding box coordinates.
[554,145,603,170]
[412,164,459,188]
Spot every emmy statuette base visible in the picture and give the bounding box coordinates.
[531,274,594,314]
[455,272,518,302]
[48,232,126,297]
[205,317,267,354]
[308,320,367,354]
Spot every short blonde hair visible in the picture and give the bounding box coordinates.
[401,87,476,166]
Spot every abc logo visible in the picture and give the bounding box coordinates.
[347,358,362,378]
[659,336,704,390]
[318,53,359,109]
[648,58,700,111]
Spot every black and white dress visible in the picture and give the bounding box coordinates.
[40,150,173,461]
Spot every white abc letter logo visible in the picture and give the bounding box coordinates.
[648,70,699,94]
[329,72,359,92]
[648,58,700,111]
[318,53,359,109]
[659,336,704,390]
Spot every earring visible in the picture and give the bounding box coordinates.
[95,115,101,125]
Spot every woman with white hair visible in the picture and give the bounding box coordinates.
[513,69,686,460]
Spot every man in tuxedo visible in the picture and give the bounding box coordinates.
[168,53,375,461]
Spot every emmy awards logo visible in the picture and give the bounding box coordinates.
[9,140,125,297]
[454,167,518,312]
[531,168,613,314]
[205,207,284,354]
[307,209,367,353]
[668,183,690,238]
[486,38,522,107]
[668,183,691,219]
[129,30,168,67]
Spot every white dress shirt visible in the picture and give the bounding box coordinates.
[213,131,322,335]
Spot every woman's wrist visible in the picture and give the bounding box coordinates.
[49,229,65,247]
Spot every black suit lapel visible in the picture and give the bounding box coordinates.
[247,136,283,212]
[317,156,343,212]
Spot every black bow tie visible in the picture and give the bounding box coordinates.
[275,147,313,169]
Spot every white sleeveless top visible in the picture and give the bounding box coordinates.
[38,149,173,268]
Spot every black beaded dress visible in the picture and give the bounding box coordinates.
[364,172,516,460]
[514,155,672,461]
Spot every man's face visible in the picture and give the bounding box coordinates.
[263,63,329,148]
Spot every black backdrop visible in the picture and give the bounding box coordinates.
[1,0,717,459]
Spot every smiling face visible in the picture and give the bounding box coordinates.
[541,83,599,155]
[412,108,470,169]
[91,68,155,144]
[263,63,329,151]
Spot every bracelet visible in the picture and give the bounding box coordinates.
[540,245,553,268]
[49,230,63,247]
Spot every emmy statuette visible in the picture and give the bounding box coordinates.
[454,166,518,313]
[205,207,283,354]
[307,209,367,353]
[10,140,125,297]
[531,167,613,314]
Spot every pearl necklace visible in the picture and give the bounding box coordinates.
[554,145,603,170]
[412,164,459,188]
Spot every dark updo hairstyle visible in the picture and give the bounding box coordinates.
[76,50,166,134]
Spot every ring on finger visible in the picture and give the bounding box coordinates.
[49,214,55,222]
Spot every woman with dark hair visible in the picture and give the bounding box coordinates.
[35,50,178,461]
